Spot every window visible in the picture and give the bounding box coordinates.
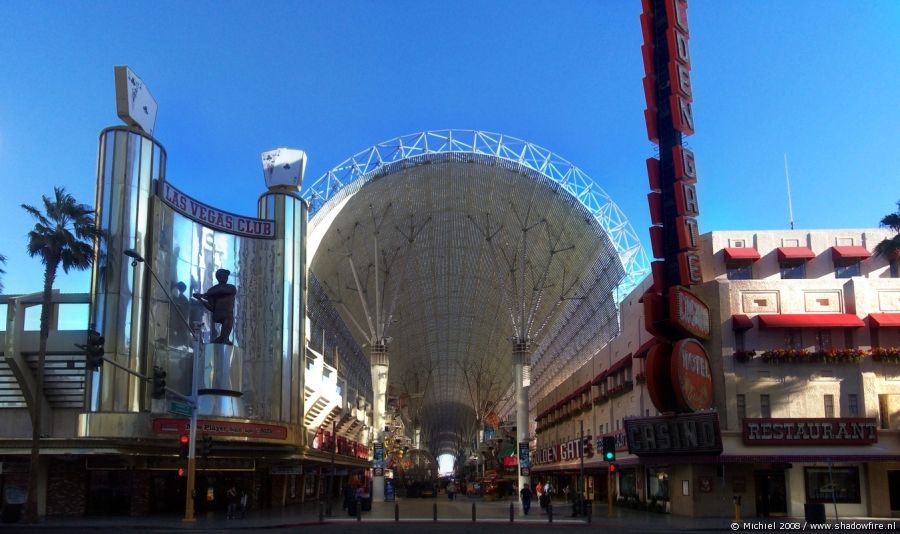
[816,329,833,352]
[843,328,854,349]
[760,394,771,418]
[785,328,803,350]
[834,259,861,278]
[804,467,861,503]
[736,394,746,423]
[849,394,859,417]
[727,261,753,280]
[780,260,806,279]
[735,330,746,352]
[824,394,835,418]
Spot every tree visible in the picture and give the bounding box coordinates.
[0,253,6,293]
[874,200,900,261]
[21,187,101,521]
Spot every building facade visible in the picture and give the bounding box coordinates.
[533,228,900,518]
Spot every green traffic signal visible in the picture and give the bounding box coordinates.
[601,436,616,462]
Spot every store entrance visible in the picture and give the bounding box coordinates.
[888,471,900,513]
[754,470,787,517]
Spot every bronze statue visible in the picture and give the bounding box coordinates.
[193,269,237,344]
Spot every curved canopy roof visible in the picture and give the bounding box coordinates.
[304,130,648,456]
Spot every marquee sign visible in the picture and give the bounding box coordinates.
[152,417,288,440]
[158,181,275,238]
[625,412,722,456]
[640,0,711,416]
[742,418,878,446]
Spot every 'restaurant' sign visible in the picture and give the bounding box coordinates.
[742,418,878,446]
[625,412,722,456]
[158,181,275,238]
[153,417,288,440]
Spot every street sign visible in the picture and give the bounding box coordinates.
[168,400,193,417]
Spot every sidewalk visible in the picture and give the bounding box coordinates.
[5,497,899,531]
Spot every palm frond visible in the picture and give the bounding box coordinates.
[874,235,900,259]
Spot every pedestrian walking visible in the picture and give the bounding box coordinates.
[520,484,533,515]
[239,489,248,519]
[226,484,238,519]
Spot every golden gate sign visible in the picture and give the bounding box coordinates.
[640,0,714,416]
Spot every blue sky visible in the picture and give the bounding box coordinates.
[0,1,898,296]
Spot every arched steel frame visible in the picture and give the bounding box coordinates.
[303,129,649,301]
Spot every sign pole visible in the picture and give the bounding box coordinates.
[183,323,202,522]
[579,420,585,513]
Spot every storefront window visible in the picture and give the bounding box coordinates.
[804,467,860,503]
[647,468,669,501]
[619,469,637,497]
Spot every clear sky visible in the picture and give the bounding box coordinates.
[0,1,898,296]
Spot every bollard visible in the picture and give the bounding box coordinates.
[357,499,362,522]
[472,502,476,522]
[433,502,438,521]
[548,502,553,523]
[318,501,324,522]
[395,502,399,522]
[509,502,514,522]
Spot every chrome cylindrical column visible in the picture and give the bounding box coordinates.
[88,126,166,412]
[258,190,308,426]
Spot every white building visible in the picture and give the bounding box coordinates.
[533,228,900,518]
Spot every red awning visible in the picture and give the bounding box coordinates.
[777,246,815,262]
[757,313,865,328]
[633,338,657,359]
[608,355,633,376]
[869,313,900,327]
[831,246,871,260]
[732,314,754,330]
[724,247,761,261]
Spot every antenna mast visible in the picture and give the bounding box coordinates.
[784,153,795,230]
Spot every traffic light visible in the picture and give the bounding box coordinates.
[151,366,167,399]
[179,434,190,458]
[602,436,616,462]
[201,434,213,459]
[608,463,617,473]
[177,467,185,477]
[76,329,105,370]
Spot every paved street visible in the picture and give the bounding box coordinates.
[5,496,899,533]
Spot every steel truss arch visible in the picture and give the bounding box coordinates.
[304,129,649,300]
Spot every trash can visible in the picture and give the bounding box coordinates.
[804,503,826,524]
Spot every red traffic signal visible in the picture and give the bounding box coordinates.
[608,463,617,473]
[177,467,185,477]
[179,434,190,457]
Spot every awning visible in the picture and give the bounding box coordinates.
[777,246,815,262]
[607,355,633,375]
[633,338,657,359]
[758,313,865,328]
[831,246,871,260]
[724,247,761,261]
[869,313,900,328]
[732,314,754,331]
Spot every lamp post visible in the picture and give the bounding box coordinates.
[125,249,203,522]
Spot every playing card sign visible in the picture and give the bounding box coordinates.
[114,66,158,135]
[261,148,307,191]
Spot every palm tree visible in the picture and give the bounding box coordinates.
[21,187,101,521]
[874,200,900,261]
[0,253,6,293]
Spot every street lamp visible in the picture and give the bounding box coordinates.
[125,249,203,522]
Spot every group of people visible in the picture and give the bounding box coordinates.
[518,480,554,515]
[225,485,249,519]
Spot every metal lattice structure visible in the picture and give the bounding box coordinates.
[303,130,649,456]
[304,130,648,299]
